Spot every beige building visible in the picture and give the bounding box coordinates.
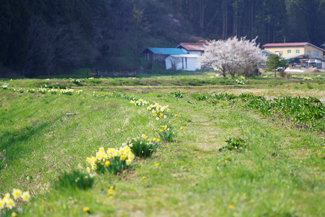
[263,42,325,60]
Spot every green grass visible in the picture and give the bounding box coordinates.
[1,73,325,216]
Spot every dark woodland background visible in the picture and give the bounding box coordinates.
[1,0,324,77]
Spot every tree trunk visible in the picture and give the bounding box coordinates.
[222,0,228,39]
[274,69,276,78]
[200,0,205,34]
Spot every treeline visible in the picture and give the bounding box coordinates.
[165,0,325,46]
[0,0,111,77]
[1,0,325,77]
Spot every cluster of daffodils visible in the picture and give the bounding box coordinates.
[130,99,150,106]
[236,76,245,85]
[158,122,176,142]
[2,84,9,89]
[147,103,171,120]
[71,79,81,84]
[125,134,161,158]
[0,189,30,211]
[303,77,313,80]
[38,88,47,94]
[26,89,35,93]
[18,88,25,93]
[86,146,135,174]
[8,87,83,96]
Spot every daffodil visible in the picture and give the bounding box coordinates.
[83,206,89,212]
[0,200,4,209]
[6,198,15,209]
[120,155,126,161]
[21,191,30,202]
[12,189,22,200]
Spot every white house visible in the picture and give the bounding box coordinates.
[176,43,207,56]
[165,54,201,71]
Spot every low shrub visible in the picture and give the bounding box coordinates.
[54,170,94,190]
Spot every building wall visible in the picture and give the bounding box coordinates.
[188,51,203,56]
[265,46,324,59]
[305,45,324,59]
[165,56,200,71]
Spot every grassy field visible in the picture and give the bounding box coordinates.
[1,73,325,216]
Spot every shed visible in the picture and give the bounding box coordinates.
[142,48,187,68]
[165,54,201,71]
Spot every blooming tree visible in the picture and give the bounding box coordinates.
[200,37,267,77]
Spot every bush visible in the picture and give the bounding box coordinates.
[54,170,94,190]
[126,135,160,158]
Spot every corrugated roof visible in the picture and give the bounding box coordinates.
[263,42,309,47]
[177,43,208,51]
[284,54,306,59]
[170,54,200,58]
[146,48,187,55]
[262,50,275,55]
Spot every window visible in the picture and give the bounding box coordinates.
[296,50,300,54]
[307,51,311,56]
[313,51,319,57]
[288,50,291,54]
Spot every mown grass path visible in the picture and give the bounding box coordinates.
[1,88,325,216]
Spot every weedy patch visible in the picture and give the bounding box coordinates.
[219,137,247,151]
[170,91,183,98]
[54,170,94,190]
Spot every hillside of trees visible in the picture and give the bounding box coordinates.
[1,0,325,77]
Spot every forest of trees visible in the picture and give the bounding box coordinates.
[1,0,325,77]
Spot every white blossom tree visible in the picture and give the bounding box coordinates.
[200,37,267,77]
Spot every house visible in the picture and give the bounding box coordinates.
[165,54,201,71]
[176,43,207,56]
[263,42,325,60]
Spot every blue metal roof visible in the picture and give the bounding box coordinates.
[147,48,187,55]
